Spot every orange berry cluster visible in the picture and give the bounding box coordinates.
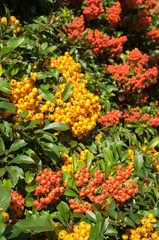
[58,221,91,240]
[106,1,121,27]
[122,213,158,240]
[33,169,65,210]
[9,190,25,219]
[83,0,104,20]
[74,165,138,205]
[74,167,110,208]
[49,52,101,139]
[69,199,92,214]
[1,16,20,34]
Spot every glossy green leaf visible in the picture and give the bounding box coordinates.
[0,186,11,211]
[62,83,73,101]
[57,201,70,224]
[43,122,69,131]
[39,88,56,103]
[9,139,27,153]
[134,154,143,172]
[0,78,11,93]
[0,137,5,152]
[10,155,35,164]
[15,214,54,232]
[147,137,159,150]
[0,101,16,111]
[124,217,136,228]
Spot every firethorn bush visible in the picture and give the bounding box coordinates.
[0,0,159,240]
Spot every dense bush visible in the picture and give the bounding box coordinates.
[0,0,159,239]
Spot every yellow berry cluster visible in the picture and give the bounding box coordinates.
[58,221,91,240]
[4,72,47,125]
[152,152,159,170]
[141,146,159,170]
[122,213,158,240]
[61,150,94,174]
[2,211,9,222]
[1,16,20,34]
[127,149,135,171]
[48,52,101,139]
[95,133,102,141]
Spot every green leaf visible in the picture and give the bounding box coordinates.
[0,137,5,152]
[129,213,140,225]
[25,171,35,184]
[43,122,69,131]
[0,186,11,211]
[147,137,159,150]
[0,223,6,236]
[7,166,20,186]
[104,228,118,236]
[72,154,77,172]
[105,206,117,219]
[0,101,16,111]
[57,201,70,224]
[7,36,29,49]
[103,148,113,177]
[10,155,35,164]
[0,78,11,93]
[39,88,56,103]
[25,197,34,207]
[70,140,77,148]
[62,172,71,183]
[9,139,27,153]
[25,182,37,193]
[2,179,13,189]
[85,211,97,223]
[102,217,109,234]
[64,187,78,197]
[22,120,40,129]
[15,214,54,232]
[133,154,143,172]
[86,152,92,168]
[62,83,73,101]
[124,217,136,228]
[0,235,7,240]
[89,225,101,240]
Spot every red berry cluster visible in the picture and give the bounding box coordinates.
[74,167,91,187]
[135,10,152,30]
[123,107,140,123]
[139,94,148,107]
[108,36,127,57]
[74,165,138,207]
[146,28,159,44]
[60,15,85,43]
[105,165,138,202]
[98,110,123,127]
[85,29,110,54]
[106,1,122,27]
[145,0,157,9]
[83,0,104,20]
[122,0,156,11]
[69,199,92,214]
[149,112,159,127]
[33,169,65,210]
[86,29,127,56]
[141,114,150,122]
[122,0,142,11]
[107,49,158,93]
[9,190,25,219]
